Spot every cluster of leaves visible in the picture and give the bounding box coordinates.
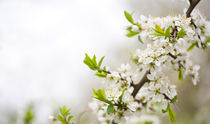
[152,25,171,39]
[83,53,108,78]
[24,105,35,124]
[93,89,127,115]
[124,11,143,43]
[187,38,210,51]
[56,106,74,124]
[152,25,186,40]
[162,104,176,124]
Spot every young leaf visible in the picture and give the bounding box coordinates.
[56,106,73,124]
[171,95,178,103]
[95,71,107,78]
[152,25,165,36]
[57,115,65,123]
[24,105,35,124]
[168,105,176,124]
[138,35,143,44]
[124,11,134,24]
[92,55,97,67]
[162,108,168,113]
[135,23,141,28]
[92,89,111,104]
[205,38,210,43]
[83,54,98,71]
[68,115,73,122]
[177,28,186,39]
[126,31,139,37]
[107,104,114,114]
[98,56,105,68]
[178,68,183,82]
[165,27,171,38]
[187,42,197,51]
[60,106,70,116]
[119,89,126,102]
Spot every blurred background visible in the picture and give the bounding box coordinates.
[0,0,210,124]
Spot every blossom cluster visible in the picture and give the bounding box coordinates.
[130,9,210,85]
[89,64,140,123]
[85,8,210,124]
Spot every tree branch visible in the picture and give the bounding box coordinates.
[186,0,201,17]
[131,71,150,98]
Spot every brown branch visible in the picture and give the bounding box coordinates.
[168,53,177,59]
[186,0,201,17]
[131,71,150,98]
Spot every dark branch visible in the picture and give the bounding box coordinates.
[186,0,201,17]
[131,71,150,98]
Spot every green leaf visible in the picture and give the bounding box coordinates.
[171,95,178,103]
[162,108,168,113]
[57,115,65,123]
[60,106,68,116]
[177,28,186,39]
[178,68,183,82]
[93,89,111,104]
[83,54,108,78]
[168,104,176,124]
[187,42,197,51]
[152,24,165,36]
[98,56,105,68]
[95,71,107,78]
[124,11,134,24]
[119,89,126,102]
[135,23,141,28]
[24,105,35,124]
[205,38,210,43]
[165,27,171,38]
[107,104,114,114]
[92,55,97,67]
[126,31,139,37]
[138,35,143,43]
[83,54,98,71]
[68,115,73,122]
[57,106,73,124]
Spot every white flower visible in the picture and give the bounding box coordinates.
[105,88,122,102]
[107,72,120,82]
[119,64,131,73]
[127,101,139,111]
